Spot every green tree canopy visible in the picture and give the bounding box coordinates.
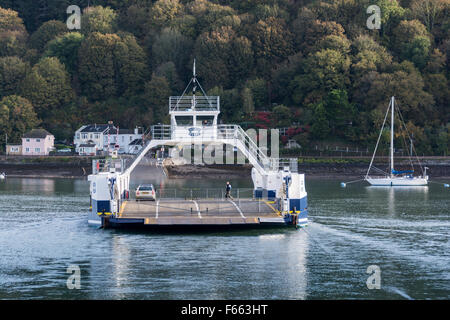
[0,7,28,57]
[0,95,39,144]
[20,57,74,121]
[143,74,171,124]
[0,56,28,97]
[29,20,67,52]
[81,6,118,35]
[44,32,84,75]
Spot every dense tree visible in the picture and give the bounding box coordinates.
[81,5,118,35]
[194,26,253,89]
[143,74,171,124]
[311,102,329,139]
[354,62,435,125]
[186,0,235,33]
[151,27,193,77]
[0,95,39,144]
[291,49,351,105]
[293,16,345,54]
[148,0,184,31]
[392,20,430,54]
[114,32,148,96]
[0,56,28,97]
[323,89,356,139]
[154,61,183,95]
[0,7,28,57]
[20,57,74,121]
[248,17,293,63]
[44,32,84,75]
[272,105,291,127]
[207,86,241,122]
[351,35,393,76]
[245,78,268,110]
[376,0,406,36]
[78,32,119,100]
[29,20,67,52]
[410,0,450,35]
[78,31,147,99]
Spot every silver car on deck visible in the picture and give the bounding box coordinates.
[135,184,156,201]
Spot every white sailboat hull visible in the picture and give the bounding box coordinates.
[366,176,428,186]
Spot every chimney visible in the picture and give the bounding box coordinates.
[135,127,138,135]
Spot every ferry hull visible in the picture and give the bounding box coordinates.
[366,177,428,186]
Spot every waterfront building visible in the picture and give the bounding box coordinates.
[21,129,55,156]
[74,122,143,155]
[5,144,22,156]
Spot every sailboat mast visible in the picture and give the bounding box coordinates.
[390,96,394,178]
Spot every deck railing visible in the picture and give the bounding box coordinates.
[169,96,220,112]
[92,158,127,174]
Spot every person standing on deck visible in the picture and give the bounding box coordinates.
[225,181,233,200]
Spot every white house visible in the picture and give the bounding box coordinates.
[78,141,97,156]
[74,122,143,155]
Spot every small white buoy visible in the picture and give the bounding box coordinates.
[340,182,346,187]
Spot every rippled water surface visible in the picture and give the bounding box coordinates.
[0,173,448,299]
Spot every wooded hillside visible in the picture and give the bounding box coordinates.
[0,0,448,155]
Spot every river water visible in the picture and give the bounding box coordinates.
[0,170,448,299]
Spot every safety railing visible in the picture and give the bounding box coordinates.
[151,125,172,140]
[270,158,298,173]
[169,96,220,112]
[154,188,254,200]
[92,158,127,174]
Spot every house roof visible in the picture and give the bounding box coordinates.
[80,124,112,133]
[129,138,143,146]
[23,129,53,139]
[106,127,143,135]
[79,124,143,135]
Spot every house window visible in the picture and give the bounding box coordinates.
[35,148,40,153]
[26,139,30,142]
[76,134,80,139]
[94,134,99,139]
[89,134,93,139]
[25,148,30,152]
[36,139,40,142]
[11,147,19,152]
[122,136,124,142]
[82,134,88,139]
[130,136,133,141]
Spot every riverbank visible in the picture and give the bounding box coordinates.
[0,156,93,178]
[1,155,449,179]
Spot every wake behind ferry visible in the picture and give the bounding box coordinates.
[87,63,308,230]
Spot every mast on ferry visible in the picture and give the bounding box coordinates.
[390,96,394,178]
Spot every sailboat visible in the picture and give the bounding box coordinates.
[365,96,428,186]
